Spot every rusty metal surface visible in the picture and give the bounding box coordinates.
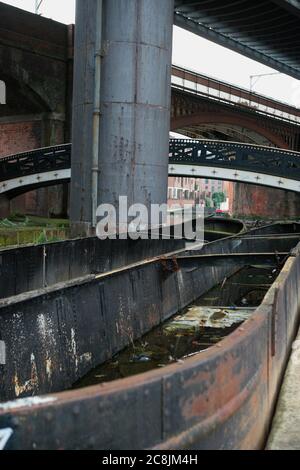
[0,252,279,403]
[71,0,174,229]
[171,66,300,125]
[186,222,300,257]
[0,227,299,449]
[0,218,244,299]
[0,237,184,300]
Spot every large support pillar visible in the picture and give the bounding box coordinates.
[71,0,174,235]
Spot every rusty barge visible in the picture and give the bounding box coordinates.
[0,222,300,449]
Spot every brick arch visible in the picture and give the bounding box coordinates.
[171,112,290,149]
[0,72,51,114]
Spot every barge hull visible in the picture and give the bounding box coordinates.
[0,231,300,449]
[0,253,299,449]
[0,218,244,299]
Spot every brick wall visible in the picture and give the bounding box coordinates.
[0,120,42,157]
[0,118,68,217]
[233,183,300,219]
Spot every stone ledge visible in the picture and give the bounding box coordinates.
[267,329,300,450]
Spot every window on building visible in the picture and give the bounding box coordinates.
[0,80,6,104]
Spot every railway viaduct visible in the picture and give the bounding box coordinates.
[171,67,300,218]
[0,2,73,216]
[1,1,300,219]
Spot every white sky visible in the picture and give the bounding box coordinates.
[2,0,300,107]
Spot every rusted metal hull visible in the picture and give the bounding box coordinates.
[187,222,300,257]
[0,217,245,299]
[0,223,299,449]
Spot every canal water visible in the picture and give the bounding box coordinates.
[73,264,279,389]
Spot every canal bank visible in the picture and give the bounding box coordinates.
[267,327,300,450]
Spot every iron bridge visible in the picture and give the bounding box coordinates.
[169,139,300,192]
[1,140,300,196]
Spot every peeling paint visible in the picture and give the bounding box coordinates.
[80,353,92,364]
[0,428,13,450]
[0,340,5,365]
[70,328,78,371]
[37,314,47,340]
[0,397,57,412]
[46,359,52,381]
[14,353,39,397]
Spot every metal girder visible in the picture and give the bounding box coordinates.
[271,0,300,16]
[169,139,300,181]
[2,140,300,195]
[174,0,300,80]
[0,145,71,183]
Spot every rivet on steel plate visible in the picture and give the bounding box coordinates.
[11,417,19,427]
[45,412,53,422]
[73,405,80,416]
[89,437,96,447]
[98,402,105,412]
[166,382,172,391]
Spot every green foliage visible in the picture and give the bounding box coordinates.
[0,214,70,248]
[205,198,212,208]
[212,192,226,208]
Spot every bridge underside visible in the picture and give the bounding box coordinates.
[173,124,273,147]
[0,170,70,200]
[2,140,300,201]
[170,88,300,218]
[171,90,300,151]
[174,0,300,80]
[2,164,300,199]
[169,164,300,193]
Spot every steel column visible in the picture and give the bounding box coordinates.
[71,0,174,235]
[70,0,99,235]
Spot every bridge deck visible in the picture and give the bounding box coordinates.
[2,140,300,197]
[172,66,300,126]
[174,0,300,80]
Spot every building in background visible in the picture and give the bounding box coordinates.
[168,176,231,211]
[168,177,200,209]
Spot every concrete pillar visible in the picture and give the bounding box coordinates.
[71,0,174,235]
